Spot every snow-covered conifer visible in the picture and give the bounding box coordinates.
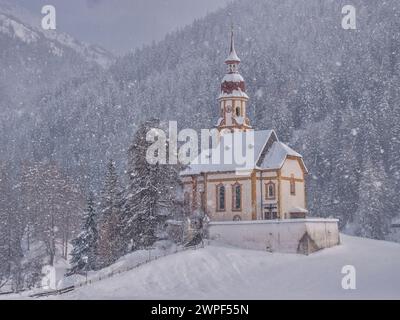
[122,119,183,250]
[96,160,124,268]
[69,196,98,274]
[355,159,391,239]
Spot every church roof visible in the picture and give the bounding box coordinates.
[181,130,307,176]
[288,207,309,213]
[259,141,303,170]
[218,89,249,99]
[222,73,244,82]
[225,49,240,64]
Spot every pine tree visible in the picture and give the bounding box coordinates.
[19,162,84,267]
[69,196,98,274]
[96,160,124,268]
[387,99,400,219]
[0,168,10,289]
[355,159,391,240]
[330,109,361,227]
[0,166,24,291]
[122,119,183,251]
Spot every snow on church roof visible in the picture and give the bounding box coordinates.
[181,130,306,176]
[225,49,241,63]
[218,89,249,99]
[181,130,273,175]
[259,141,303,170]
[222,73,244,82]
[288,207,309,213]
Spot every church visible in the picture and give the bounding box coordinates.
[181,30,308,222]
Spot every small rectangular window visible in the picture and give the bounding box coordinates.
[290,175,296,195]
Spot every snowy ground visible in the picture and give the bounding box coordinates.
[44,235,400,300]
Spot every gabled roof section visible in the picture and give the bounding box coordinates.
[181,130,307,176]
[258,141,308,173]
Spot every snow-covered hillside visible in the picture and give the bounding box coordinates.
[47,235,400,300]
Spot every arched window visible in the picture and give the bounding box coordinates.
[265,181,276,200]
[216,184,225,211]
[232,183,242,211]
[290,174,296,195]
[235,107,241,117]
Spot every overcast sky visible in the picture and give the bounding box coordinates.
[10,0,231,55]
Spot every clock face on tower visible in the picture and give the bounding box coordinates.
[226,105,232,113]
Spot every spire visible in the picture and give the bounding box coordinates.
[229,25,235,53]
[217,25,251,132]
[225,25,240,64]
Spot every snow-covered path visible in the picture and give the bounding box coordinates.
[56,235,400,299]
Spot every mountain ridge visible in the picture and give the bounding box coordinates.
[0,7,114,68]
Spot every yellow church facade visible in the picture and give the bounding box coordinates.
[181,139,308,222]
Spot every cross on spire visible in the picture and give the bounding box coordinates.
[230,24,234,53]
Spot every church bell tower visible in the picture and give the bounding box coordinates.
[216,27,252,133]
